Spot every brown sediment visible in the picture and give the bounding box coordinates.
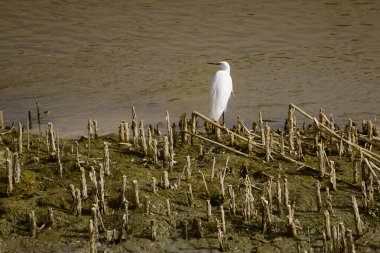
[0,104,379,252]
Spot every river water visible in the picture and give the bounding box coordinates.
[1,0,379,137]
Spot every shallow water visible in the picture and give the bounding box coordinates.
[0,0,379,137]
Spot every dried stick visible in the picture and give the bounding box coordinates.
[80,167,88,199]
[290,103,380,164]
[103,142,110,176]
[284,177,289,208]
[192,111,247,141]
[47,122,56,155]
[353,159,359,184]
[147,126,153,152]
[187,184,194,207]
[99,167,106,214]
[131,107,137,135]
[13,153,21,184]
[56,130,63,177]
[185,155,191,180]
[119,121,125,142]
[367,175,375,210]
[163,171,170,190]
[247,135,253,154]
[132,180,141,208]
[75,188,82,216]
[243,175,256,221]
[36,101,41,137]
[199,170,210,199]
[139,120,148,156]
[332,225,338,253]
[89,167,99,206]
[329,160,337,191]
[46,208,55,228]
[144,196,150,214]
[220,205,226,235]
[276,176,282,215]
[317,143,326,178]
[287,203,297,236]
[120,201,129,240]
[188,125,301,166]
[326,187,333,214]
[211,156,216,181]
[153,139,158,165]
[351,195,364,237]
[124,122,129,142]
[118,175,127,208]
[264,180,272,216]
[228,185,236,215]
[75,141,80,167]
[322,232,328,253]
[346,229,356,253]
[27,119,30,151]
[219,173,226,199]
[89,219,97,253]
[265,123,272,162]
[7,159,13,195]
[259,112,265,144]
[280,131,285,156]
[206,199,212,221]
[193,218,202,238]
[166,198,171,217]
[152,176,157,195]
[261,196,271,234]
[287,105,295,154]
[163,136,170,166]
[316,180,322,212]
[186,130,248,157]
[0,110,3,129]
[182,220,189,240]
[92,120,98,138]
[28,210,37,237]
[339,222,347,253]
[324,210,332,239]
[87,119,92,158]
[151,220,157,241]
[18,122,23,155]
[91,206,99,238]
[216,218,227,252]
[215,126,221,142]
[168,128,174,171]
[364,158,380,195]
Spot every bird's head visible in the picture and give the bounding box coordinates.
[208,61,230,72]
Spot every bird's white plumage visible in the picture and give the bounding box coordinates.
[209,61,233,121]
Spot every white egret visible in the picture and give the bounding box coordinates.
[208,61,233,124]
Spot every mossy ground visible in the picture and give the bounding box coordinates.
[0,123,379,253]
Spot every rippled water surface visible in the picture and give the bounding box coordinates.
[1,0,379,136]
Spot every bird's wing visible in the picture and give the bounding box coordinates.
[218,74,233,112]
[209,74,219,99]
[209,71,232,121]
[209,72,223,120]
[231,80,235,96]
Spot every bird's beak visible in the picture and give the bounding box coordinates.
[207,62,221,65]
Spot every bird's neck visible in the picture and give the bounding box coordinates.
[221,68,230,74]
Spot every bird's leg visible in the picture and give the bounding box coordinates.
[222,112,225,126]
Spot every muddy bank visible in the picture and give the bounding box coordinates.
[0,107,380,252]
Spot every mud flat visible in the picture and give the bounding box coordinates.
[0,105,379,253]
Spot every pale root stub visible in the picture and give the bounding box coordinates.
[209,61,233,121]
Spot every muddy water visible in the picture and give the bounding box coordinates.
[1,0,379,137]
